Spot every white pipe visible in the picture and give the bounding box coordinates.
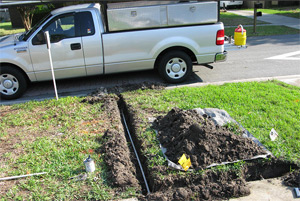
[121,112,151,195]
[0,172,47,181]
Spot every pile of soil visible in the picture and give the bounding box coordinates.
[146,169,250,200]
[82,82,166,104]
[102,129,140,188]
[154,108,267,169]
[283,169,300,187]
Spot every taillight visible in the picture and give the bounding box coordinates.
[216,29,224,45]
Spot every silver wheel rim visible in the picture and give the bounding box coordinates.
[165,57,187,79]
[0,74,19,95]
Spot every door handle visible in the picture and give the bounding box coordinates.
[70,43,81,50]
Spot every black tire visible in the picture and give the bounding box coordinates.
[158,51,192,83]
[0,66,28,100]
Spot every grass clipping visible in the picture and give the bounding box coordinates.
[153,108,268,170]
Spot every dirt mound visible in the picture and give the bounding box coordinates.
[145,169,250,200]
[107,82,166,94]
[82,82,166,104]
[81,88,115,104]
[283,169,300,187]
[102,129,140,188]
[154,108,267,169]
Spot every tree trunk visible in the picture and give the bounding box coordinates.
[17,5,35,32]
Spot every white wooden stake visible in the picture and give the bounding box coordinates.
[44,31,59,100]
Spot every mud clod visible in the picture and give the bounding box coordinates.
[283,169,300,187]
[173,187,190,199]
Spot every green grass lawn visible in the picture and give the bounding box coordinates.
[245,7,300,19]
[0,97,138,200]
[220,11,268,26]
[123,81,300,165]
[0,22,25,37]
[225,25,300,37]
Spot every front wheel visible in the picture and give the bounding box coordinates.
[158,51,192,83]
[0,66,28,100]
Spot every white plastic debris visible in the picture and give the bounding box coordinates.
[69,173,88,181]
[269,128,278,141]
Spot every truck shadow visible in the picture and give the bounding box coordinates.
[0,69,204,105]
[26,70,204,96]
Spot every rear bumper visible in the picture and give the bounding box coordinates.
[215,51,227,62]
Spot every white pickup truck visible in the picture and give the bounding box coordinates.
[0,2,227,99]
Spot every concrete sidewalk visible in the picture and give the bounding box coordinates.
[230,178,297,201]
[227,10,300,30]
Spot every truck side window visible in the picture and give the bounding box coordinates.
[32,13,76,45]
[77,12,95,37]
[45,14,76,42]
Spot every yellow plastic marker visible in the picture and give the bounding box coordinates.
[178,154,191,171]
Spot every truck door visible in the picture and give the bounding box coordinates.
[77,11,104,76]
[29,12,86,81]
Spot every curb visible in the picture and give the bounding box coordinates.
[167,74,300,90]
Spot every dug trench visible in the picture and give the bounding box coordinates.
[82,83,166,196]
[82,93,142,195]
[84,83,299,200]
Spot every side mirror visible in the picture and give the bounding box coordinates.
[50,34,65,43]
[32,31,46,45]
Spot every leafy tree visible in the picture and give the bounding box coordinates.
[16,5,35,31]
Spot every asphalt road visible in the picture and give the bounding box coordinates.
[193,34,300,82]
[1,34,300,105]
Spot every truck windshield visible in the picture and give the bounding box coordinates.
[21,14,52,41]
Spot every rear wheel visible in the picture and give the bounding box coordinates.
[0,66,28,100]
[158,51,192,83]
